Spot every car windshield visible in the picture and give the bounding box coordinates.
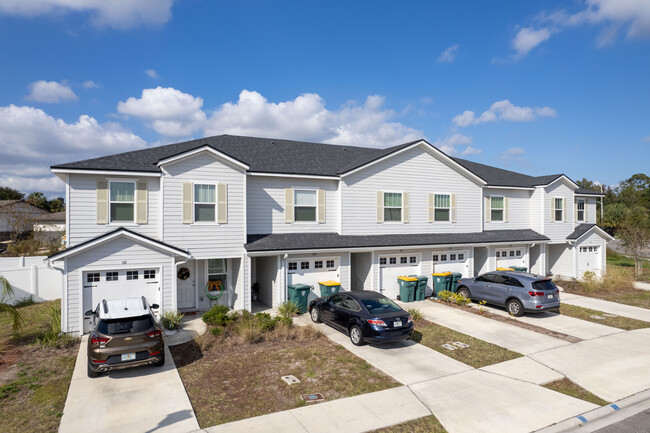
[98,315,154,335]
[361,297,402,314]
[532,279,557,291]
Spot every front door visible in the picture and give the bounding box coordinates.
[177,264,195,309]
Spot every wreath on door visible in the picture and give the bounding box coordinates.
[177,267,190,280]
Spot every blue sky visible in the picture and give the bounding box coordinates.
[0,0,648,198]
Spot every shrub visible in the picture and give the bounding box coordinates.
[202,304,236,326]
[437,290,471,306]
[556,266,634,294]
[276,301,301,319]
[254,312,281,331]
[407,308,423,321]
[160,310,184,330]
[210,327,223,337]
[5,239,42,257]
[37,304,77,348]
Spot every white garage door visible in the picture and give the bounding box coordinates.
[379,254,421,299]
[496,248,526,270]
[287,258,339,290]
[83,268,160,333]
[432,251,469,276]
[578,245,601,277]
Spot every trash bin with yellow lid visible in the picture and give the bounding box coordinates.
[318,280,341,297]
[432,272,453,297]
[509,266,527,272]
[409,275,429,301]
[496,267,514,271]
[450,272,463,293]
[397,276,417,302]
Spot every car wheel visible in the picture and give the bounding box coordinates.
[507,299,524,317]
[349,325,365,346]
[310,306,321,323]
[87,362,99,378]
[457,287,471,299]
[154,351,165,367]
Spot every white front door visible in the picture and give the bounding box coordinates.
[177,265,195,309]
[578,245,601,277]
[379,254,421,299]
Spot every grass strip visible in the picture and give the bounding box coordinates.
[372,415,447,433]
[412,319,522,368]
[543,378,609,406]
[560,304,650,330]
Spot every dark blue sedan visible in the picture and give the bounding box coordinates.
[308,290,413,346]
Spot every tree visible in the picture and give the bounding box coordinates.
[0,186,24,200]
[601,203,628,235]
[26,192,49,211]
[618,206,650,279]
[0,202,41,241]
[47,197,65,213]
[576,178,602,193]
[618,173,650,209]
[0,275,23,331]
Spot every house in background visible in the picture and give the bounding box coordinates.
[33,211,66,245]
[0,200,49,241]
[46,135,613,335]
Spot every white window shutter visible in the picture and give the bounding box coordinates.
[376,191,384,223]
[563,197,567,222]
[182,182,192,224]
[96,180,108,224]
[585,200,588,222]
[317,189,326,224]
[217,183,228,224]
[550,197,554,222]
[485,196,491,222]
[285,188,294,224]
[428,193,434,222]
[451,194,457,223]
[403,192,409,223]
[136,181,148,224]
[504,196,509,223]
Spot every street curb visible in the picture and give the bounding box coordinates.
[534,388,650,432]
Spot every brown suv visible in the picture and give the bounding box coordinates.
[85,297,165,377]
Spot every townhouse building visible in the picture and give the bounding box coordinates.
[47,135,612,335]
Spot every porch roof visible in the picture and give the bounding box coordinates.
[245,229,549,253]
[566,224,615,241]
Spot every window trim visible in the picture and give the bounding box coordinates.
[378,253,421,267]
[576,198,585,222]
[193,182,218,224]
[432,250,468,264]
[382,191,403,223]
[293,188,318,224]
[433,192,452,223]
[553,196,564,222]
[108,179,136,224]
[490,195,505,222]
[286,257,340,273]
[206,258,228,291]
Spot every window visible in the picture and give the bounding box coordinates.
[554,198,563,221]
[288,262,297,271]
[126,270,138,280]
[434,194,451,221]
[109,181,135,223]
[477,274,496,283]
[458,253,464,260]
[389,257,396,264]
[491,196,504,221]
[143,269,156,279]
[576,199,585,221]
[496,251,501,258]
[326,260,335,268]
[410,256,417,264]
[400,257,407,264]
[194,184,216,222]
[516,250,522,256]
[295,190,317,222]
[87,273,100,283]
[509,250,515,257]
[341,296,361,312]
[450,254,456,261]
[432,254,439,262]
[208,259,227,291]
[106,271,118,281]
[314,261,323,269]
[440,254,447,261]
[384,192,402,222]
[301,261,309,270]
[379,258,387,265]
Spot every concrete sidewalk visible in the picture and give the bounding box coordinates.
[560,294,650,323]
[60,336,199,433]
[400,300,570,354]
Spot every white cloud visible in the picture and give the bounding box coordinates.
[433,133,481,157]
[512,27,552,58]
[0,0,174,30]
[453,100,557,127]
[82,80,100,89]
[117,87,206,137]
[0,104,146,196]
[145,69,159,79]
[643,136,650,142]
[499,147,527,165]
[438,44,459,63]
[26,80,78,103]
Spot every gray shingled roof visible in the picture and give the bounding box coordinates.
[451,157,566,188]
[574,187,604,196]
[245,229,549,252]
[567,224,597,240]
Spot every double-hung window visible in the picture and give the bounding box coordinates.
[194,184,216,222]
[554,198,564,221]
[295,190,317,222]
[434,194,451,221]
[576,199,585,221]
[490,196,504,222]
[384,192,402,222]
[208,259,227,291]
[109,181,135,223]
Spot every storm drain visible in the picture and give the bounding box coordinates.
[281,375,300,385]
[301,393,324,402]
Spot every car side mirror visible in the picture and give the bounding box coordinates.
[150,303,159,309]
[84,310,93,317]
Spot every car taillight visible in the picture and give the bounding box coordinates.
[147,330,162,338]
[90,333,109,345]
[367,319,387,326]
[556,289,560,294]
[408,315,413,323]
[528,291,545,297]
[149,351,162,356]
[91,359,106,364]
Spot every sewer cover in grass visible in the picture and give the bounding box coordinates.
[442,343,458,350]
[452,341,470,348]
[281,375,300,385]
[301,393,324,402]
[590,315,606,320]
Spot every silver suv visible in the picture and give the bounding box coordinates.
[456,271,560,316]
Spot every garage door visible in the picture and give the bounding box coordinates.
[578,245,601,277]
[83,268,160,333]
[379,255,420,299]
[432,251,469,276]
[287,258,339,289]
[496,248,526,270]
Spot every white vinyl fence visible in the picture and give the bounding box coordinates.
[0,256,62,304]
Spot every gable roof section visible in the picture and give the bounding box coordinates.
[575,187,605,196]
[47,227,190,262]
[567,224,615,242]
[451,158,572,188]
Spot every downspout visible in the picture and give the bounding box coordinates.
[283,254,289,302]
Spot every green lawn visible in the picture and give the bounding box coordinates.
[372,415,447,433]
[544,378,609,406]
[560,304,650,330]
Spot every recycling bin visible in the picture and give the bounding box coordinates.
[397,276,417,302]
[509,266,528,272]
[450,272,463,292]
[431,272,452,297]
[409,275,429,301]
[288,283,311,313]
[318,280,341,297]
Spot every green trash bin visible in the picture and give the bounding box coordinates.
[450,272,463,293]
[287,283,311,314]
[409,275,428,301]
[397,276,417,302]
[431,272,452,297]
[510,266,528,272]
[318,280,341,297]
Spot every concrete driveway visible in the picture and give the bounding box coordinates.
[59,336,199,433]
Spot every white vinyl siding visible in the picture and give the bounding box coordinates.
[544,180,574,242]
[341,145,482,235]
[547,243,574,279]
[484,189,531,230]
[68,174,159,245]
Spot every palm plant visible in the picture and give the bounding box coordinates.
[0,275,23,331]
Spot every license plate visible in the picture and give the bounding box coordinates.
[547,294,554,299]
[394,321,402,327]
[121,353,136,361]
